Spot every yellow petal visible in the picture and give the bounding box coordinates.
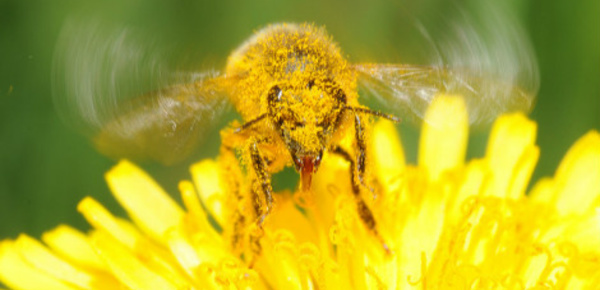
[173,182,236,267]
[419,95,469,181]
[267,194,317,245]
[78,196,141,249]
[89,231,179,290]
[529,177,555,204]
[0,240,78,290]
[310,152,353,257]
[78,197,193,288]
[42,225,105,270]
[256,230,311,290]
[397,192,445,288]
[166,224,257,289]
[190,159,228,226]
[561,209,600,253]
[485,113,537,198]
[448,159,487,221]
[372,119,406,185]
[179,180,222,241]
[332,196,394,290]
[521,245,550,289]
[105,160,184,243]
[14,234,120,290]
[164,225,214,286]
[552,131,600,216]
[509,145,539,199]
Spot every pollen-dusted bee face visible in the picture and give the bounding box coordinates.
[267,78,346,171]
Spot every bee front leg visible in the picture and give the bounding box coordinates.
[223,123,274,263]
[247,140,274,260]
[249,142,274,226]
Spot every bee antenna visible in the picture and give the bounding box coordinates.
[345,106,401,123]
[235,113,268,133]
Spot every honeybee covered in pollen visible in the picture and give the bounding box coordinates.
[53,5,538,262]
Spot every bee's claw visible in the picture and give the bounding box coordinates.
[375,234,393,256]
[247,256,258,269]
[358,175,377,199]
[382,242,393,256]
[257,212,269,228]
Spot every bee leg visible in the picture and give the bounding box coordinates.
[249,142,274,226]
[345,107,400,191]
[247,140,274,263]
[353,114,377,195]
[353,115,391,253]
[332,145,391,255]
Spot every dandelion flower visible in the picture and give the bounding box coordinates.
[1,95,599,289]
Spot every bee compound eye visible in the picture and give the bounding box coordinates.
[293,157,303,170]
[333,87,346,104]
[314,152,322,169]
[269,85,282,102]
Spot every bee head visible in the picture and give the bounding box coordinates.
[267,80,346,190]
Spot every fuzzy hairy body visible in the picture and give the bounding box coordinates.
[223,23,360,173]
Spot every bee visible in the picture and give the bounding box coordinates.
[54,20,537,259]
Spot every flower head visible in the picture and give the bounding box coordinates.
[1,95,599,289]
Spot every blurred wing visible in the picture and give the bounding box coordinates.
[53,17,232,164]
[354,2,538,126]
[93,78,230,164]
[354,64,536,125]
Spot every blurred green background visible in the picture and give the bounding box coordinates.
[1,0,598,242]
